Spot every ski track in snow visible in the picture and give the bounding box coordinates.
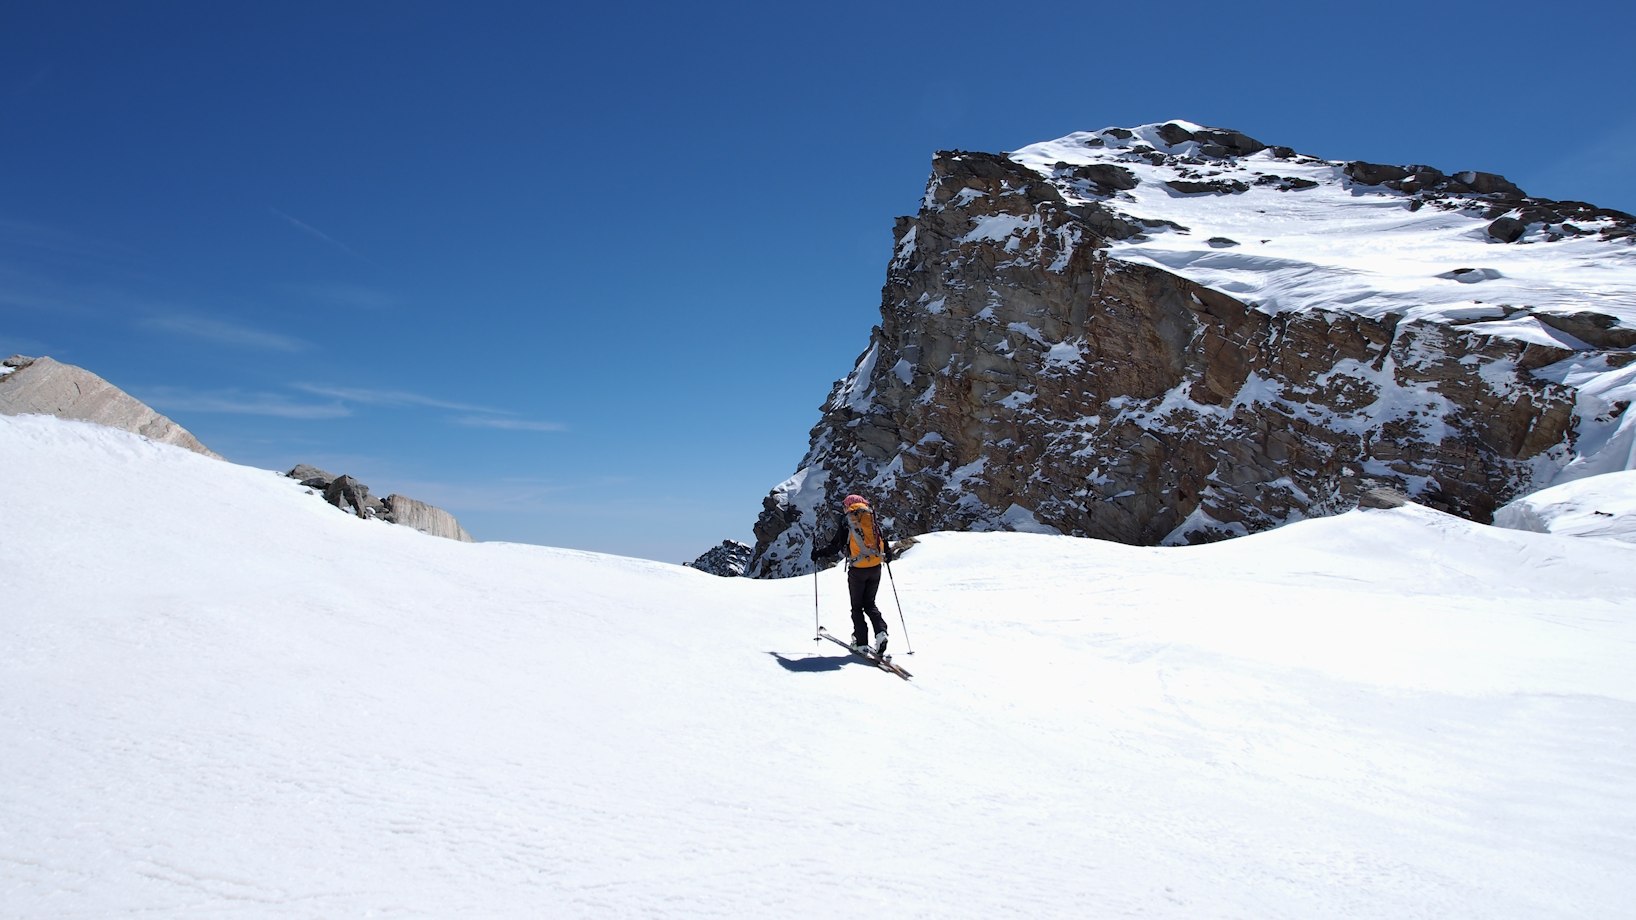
[3,414,1634,918]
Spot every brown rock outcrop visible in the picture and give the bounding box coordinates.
[744,146,1594,578]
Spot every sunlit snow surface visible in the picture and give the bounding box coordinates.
[4,413,1634,918]
[1009,125,1636,331]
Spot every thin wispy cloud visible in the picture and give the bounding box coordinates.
[293,383,501,414]
[291,383,566,432]
[138,386,351,420]
[291,383,572,432]
[269,207,376,265]
[143,314,312,352]
[453,415,568,433]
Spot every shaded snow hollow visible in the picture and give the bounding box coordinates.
[3,413,1634,918]
[1494,468,1636,543]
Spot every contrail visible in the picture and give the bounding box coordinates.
[269,206,378,266]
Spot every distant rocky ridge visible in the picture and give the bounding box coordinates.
[286,464,475,543]
[1,355,220,458]
[1,353,474,544]
[745,122,1636,578]
[686,540,752,577]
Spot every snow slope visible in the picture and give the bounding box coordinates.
[3,413,1634,918]
[1494,468,1636,543]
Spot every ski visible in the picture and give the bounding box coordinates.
[816,627,912,680]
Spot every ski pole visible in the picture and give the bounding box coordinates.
[876,503,914,655]
[807,526,821,644]
[884,559,913,655]
[812,564,821,644]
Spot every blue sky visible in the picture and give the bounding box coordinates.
[4,0,1633,563]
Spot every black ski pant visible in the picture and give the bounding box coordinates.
[847,564,888,645]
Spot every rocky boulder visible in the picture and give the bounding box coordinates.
[384,494,475,543]
[1165,178,1249,195]
[1154,122,1267,158]
[324,474,382,519]
[288,464,336,489]
[1051,162,1140,193]
[1487,217,1528,243]
[0,355,220,458]
[286,466,474,542]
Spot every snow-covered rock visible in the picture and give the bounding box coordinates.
[686,539,753,576]
[748,122,1636,578]
[0,354,220,458]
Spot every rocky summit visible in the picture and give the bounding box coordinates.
[745,121,1636,578]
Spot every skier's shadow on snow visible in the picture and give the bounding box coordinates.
[768,652,862,673]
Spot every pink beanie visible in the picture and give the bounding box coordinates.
[842,494,868,508]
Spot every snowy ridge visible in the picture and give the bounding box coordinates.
[4,413,1635,917]
[1009,122,1636,330]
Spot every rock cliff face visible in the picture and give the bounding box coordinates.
[745,122,1636,578]
[0,355,221,458]
[381,494,475,543]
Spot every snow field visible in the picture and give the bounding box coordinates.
[3,413,1633,917]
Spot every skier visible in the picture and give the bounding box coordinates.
[811,493,895,655]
